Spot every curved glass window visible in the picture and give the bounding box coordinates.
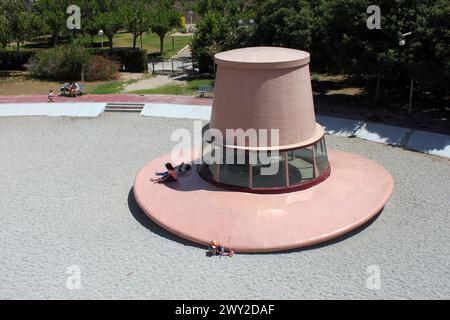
[252,151,286,188]
[198,136,330,193]
[287,147,314,185]
[220,148,249,187]
[200,140,220,181]
[314,138,329,175]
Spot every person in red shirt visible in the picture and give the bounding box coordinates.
[151,163,178,183]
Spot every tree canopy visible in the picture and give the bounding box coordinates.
[149,0,182,53]
[191,0,450,92]
[0,0,183,53]
[34,0,70,46]
[0,0,448,92]
[1,0,45,51]
[124,0,153,49]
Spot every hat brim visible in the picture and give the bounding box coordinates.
[133,150,394,252]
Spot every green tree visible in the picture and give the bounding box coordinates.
[195,0,249,17]
[1,0,43,51]
[191,0,449,113]
[254,0,312,50]
[191,12,225,72]
[191,0,255,72]
[34,0,70,46]
[78,0,102,46]
[0,15,10,48]
[309,0,437,101]
[96,0,126,49]
[124,0,152,49]
[411,0,450,86]
[150,0,182,54]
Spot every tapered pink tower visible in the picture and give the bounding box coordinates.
[134,47,394,252]
[199,47,329,193]
[212,47,320,147]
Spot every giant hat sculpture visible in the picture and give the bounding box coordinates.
[134,47,394,252]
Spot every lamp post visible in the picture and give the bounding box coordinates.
[236,19,255,45]
[398,31,412,46]
[98,30,104,49]
[398,31,414,115]
[188,9,193,25]
[237,19,255,37]
[238,19,255,27]
[187,9,193,32]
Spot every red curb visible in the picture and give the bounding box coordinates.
[0,94,213,106]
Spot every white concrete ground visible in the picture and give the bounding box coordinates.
[1,103,448,158]
[0,114,448,299]
[141,103,211,120]
[0,103,106,117]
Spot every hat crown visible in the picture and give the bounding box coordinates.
[211,47,320,148]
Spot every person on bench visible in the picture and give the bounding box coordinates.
[69,82,80,97]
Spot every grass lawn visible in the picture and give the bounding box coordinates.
[108,32,192,58]
[129,78,214,96]
[89,81,130,94]
[10,32,192,59]
[0,71,147,95]
[0,71,109,95]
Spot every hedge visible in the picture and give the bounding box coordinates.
[93,48,148,73]
[0,48,148,73]
[28,46,119,81]
[0,51,36,71]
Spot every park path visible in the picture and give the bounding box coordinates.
[123,75,187,92]
[0,94,212,106]
[149,44,195,74]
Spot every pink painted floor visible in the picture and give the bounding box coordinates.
[133,150,394,252]
[0,94,213,105]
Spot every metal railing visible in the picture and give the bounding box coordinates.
[149,56,196,75]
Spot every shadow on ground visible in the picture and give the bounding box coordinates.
[128,187,383,255]
[127,187,204,250]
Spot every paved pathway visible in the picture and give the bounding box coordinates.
[0,94,212,106]
[149,44,194,73]
[0,114,448,299]
[123,75,187,93]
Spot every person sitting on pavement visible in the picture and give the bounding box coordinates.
[151,163,178,183]
[208,240,219,255]
[48,90,56,102]
[207,240,234,257]
[218,247,234,257]
[176,162,192,174]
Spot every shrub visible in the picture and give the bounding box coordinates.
[28,46,88,81]
[27,46,118,81]
[93,48,148,73]
[0,51,36,70]
[84,55,119,81]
